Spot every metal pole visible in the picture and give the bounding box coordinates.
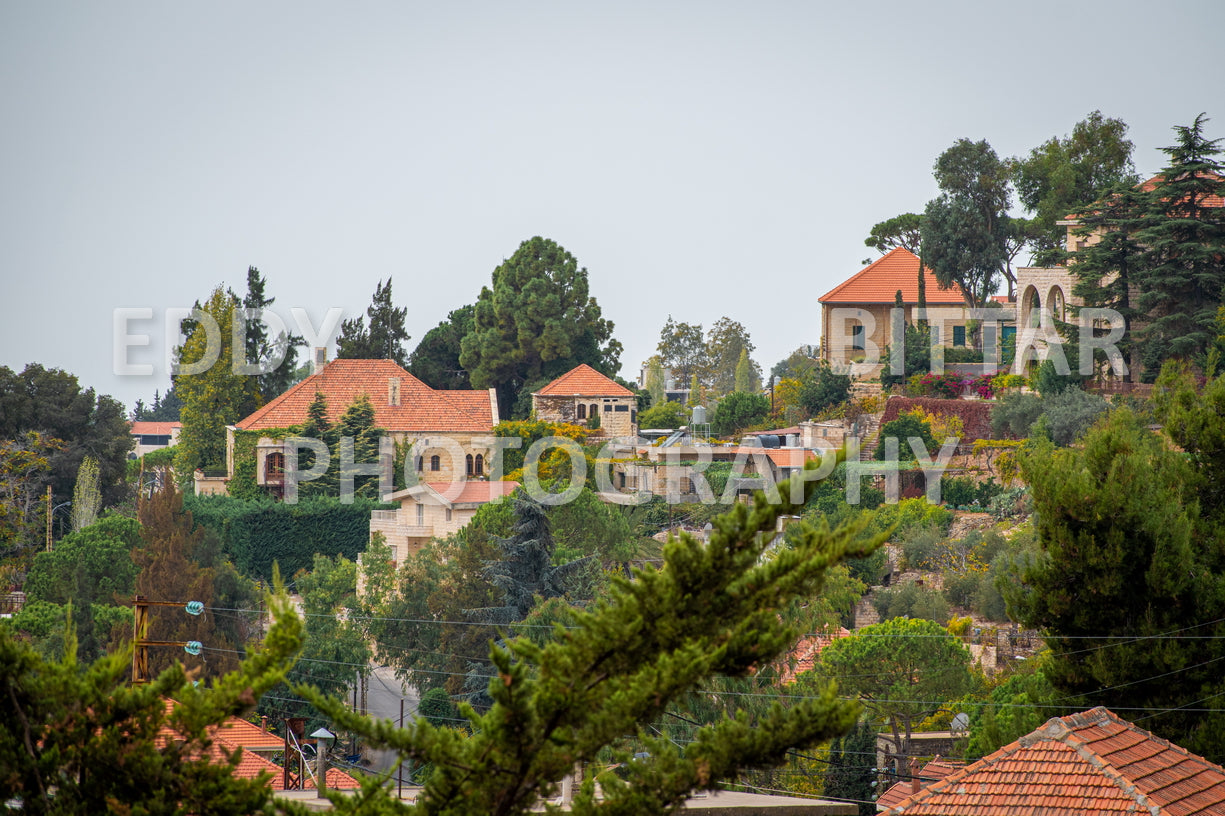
[398,698,404,799]
[317,739,328,799]
[45,486,52,551]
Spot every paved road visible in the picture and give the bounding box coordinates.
[361,665,420,777]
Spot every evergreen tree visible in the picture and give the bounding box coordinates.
[241,265,304,406]
[864,213,924,256]
[734,348,758,393]
[337,278,411,366]
[1014,403,1225,760]
[657,316,708,387]
[460,237,622,417]
[0,590,304,814]
[305,462,882,815]
[133,386,184,421]
[823,721,878,816]
[69,456,100,533]
[334,393,385,500]
[644,355,667,408]
[1132,114,1225,371]
[408,304,474,389]
[134,479,231,678]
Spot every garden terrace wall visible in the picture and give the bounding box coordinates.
[881,397,995,448]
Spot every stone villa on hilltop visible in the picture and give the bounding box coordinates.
[198,355,500,497]
[531,363,638,438]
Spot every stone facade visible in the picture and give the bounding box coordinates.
[532,364,638,438]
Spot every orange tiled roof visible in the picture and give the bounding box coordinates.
[876,757,966,811]
[778,627,849,684]
[423,480,520,506]
[885,707,1225,815]
[211,716,283,752]
[732,447,817,468]
[237,359,496,433]
[131,421,181,435]
[819,247,965,305]
[1137,170,1225,207]
[535,364,634,397]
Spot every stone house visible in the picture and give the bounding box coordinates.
[819,248,1008,370]
[130,421,181,458]
[368,480,519,569]
[532,364,638,438]
[214,356,500,498]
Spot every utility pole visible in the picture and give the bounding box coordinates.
[131,595,205,683]
[45,486,52,551]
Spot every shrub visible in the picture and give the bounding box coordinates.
[638,399,688,429]
[875,414,937,462]
[1034,387,1108,446]
[940,476,1004,509]
[990,391,1044,438]
[900,522,946,571]
[871,579,951,625]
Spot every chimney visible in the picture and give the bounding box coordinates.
[388,377,401,407]
[313,347,328,375]
[260,715,269,733]
[911,758,922,794]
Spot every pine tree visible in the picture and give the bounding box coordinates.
[1132,114,1225,371]
[304,461,883,814]
[0,589,304,814]
[823,721,878,816]
[337,278,411,366]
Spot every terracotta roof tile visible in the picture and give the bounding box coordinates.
[236,359,497,433]
[131,421,181,435]
[535,364,634,397]
[386,480,520,506]
[819,247,966,305]
[877,757,967,810]
[885,707,1225,815]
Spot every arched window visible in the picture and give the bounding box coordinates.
[415,455,424,472]
[590,404,599,417]
[430,455,441,472]
[577,403,587,420]
[265,452,285,479]
[466,454,474,476]
[475,454,484,476]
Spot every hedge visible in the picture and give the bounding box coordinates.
[184,494,390,581]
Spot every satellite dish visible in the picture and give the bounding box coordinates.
[951,712,970,733]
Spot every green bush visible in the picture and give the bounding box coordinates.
[990,391,1044,438]
[875,414,937,461]
[871,579,950,625]
[900,522,946,571]
[940,476,1004,509]
[1033,387,1109,446]
[638,400,688,429]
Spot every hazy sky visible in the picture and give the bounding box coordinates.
[2,2,1221,413]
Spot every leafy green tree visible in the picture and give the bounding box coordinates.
[990,391,1044,438]
[1030,386,1108,446]
[797,361,851,416]
[656,316,708,387]
[638,399,688,429]
[711,391,769,436]
[307,468,882,815]
[0,590,304,815]
[1013,111,1138,264]
[337,277,412,366]
[870,580,951,625]
[806,618,974,773]
[734,349,758,394]
[17,514,142,662]
[967,654,1059,759]
[864,213,924,255]
[875,414,937,462]
[174,286,248,477]
[409,304,474,389]
[770,345,821,380]
[0,432,60,568]
[706,317,758,395]
[1132,114,1225,370]
[922,139,1011,310]
[0,364,132,507]
[259,554,369,726]
[1014,406,1225,760]
[643,355,666,408]
[460,237,622,417]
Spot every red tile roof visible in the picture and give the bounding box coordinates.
[387,480,520,506]
[778,627,849,684]
[237,359,497,434]
[535,364,635,397]
[131,421,181,435]
[1138,170,1225,208]
[885,707,1225,815]
[876,757,966,811]
[819,248,966,305]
